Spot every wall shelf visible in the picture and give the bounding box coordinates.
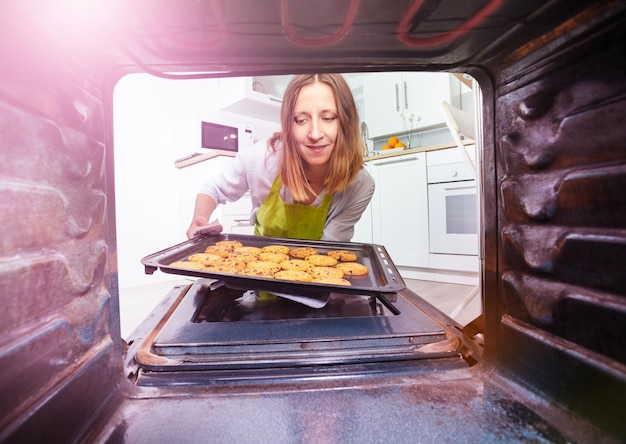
[174,150,236,169]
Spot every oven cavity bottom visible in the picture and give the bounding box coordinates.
[131,279,466,385]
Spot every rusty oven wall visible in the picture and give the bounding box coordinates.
[0,36,121,441]
[492,12,626,435]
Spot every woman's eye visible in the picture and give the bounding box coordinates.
[322,115,337,122]
[295,117,308,125]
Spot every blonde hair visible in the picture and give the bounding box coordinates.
[268,73,364,202]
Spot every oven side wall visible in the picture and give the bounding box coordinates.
[490,9,626,438]
[0,20,122,444]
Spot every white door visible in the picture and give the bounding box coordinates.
[370,154,429,267]
[405,72,452,130]
[363,72,404,138]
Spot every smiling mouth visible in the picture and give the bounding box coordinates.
[307,145,327,151]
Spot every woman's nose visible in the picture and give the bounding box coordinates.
[308,121,323,139]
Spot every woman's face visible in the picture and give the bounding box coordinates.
[292,81,338,170]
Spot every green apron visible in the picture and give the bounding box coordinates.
[254,175,333,240]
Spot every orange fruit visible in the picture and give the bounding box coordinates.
[388,136,399,147]
[394,142,406,148]
[381,145,391,150]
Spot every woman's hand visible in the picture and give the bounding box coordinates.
[188,219,223,238]
[187,194,220,238]
[186,217,223,239]
[186,216,208,239]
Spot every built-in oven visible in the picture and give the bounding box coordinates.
[427,148,478,257]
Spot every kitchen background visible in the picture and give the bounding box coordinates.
[113,72,480,334]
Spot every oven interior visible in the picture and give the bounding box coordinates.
[1,1,625,442]
[134,279,460,375]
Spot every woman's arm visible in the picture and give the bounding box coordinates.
[185,141,279,239]
[186,193,218,239]
[322,169,375,242]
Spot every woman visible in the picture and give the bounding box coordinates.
[186,73,374,242]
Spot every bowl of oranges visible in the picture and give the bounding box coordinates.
[380,136,407,153]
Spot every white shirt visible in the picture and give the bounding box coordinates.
[198,140,375,241]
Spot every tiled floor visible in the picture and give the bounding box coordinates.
[118,278,480,339]
[118,278,194,339]
[404,279,481,326]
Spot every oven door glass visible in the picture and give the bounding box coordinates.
[428,180,478,255]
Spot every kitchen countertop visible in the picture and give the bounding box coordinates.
[364,140,472,161]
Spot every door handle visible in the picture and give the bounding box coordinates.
[403,80,408,110]
[375,156,418,166]
[395,84,400,112]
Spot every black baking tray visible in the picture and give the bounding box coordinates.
[141,234,405,296]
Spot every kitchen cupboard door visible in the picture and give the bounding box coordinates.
[405,72,452,130]
[369,154,429,267]
[364,72,452,140]
[363,73,405,139]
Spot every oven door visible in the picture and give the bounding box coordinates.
[428,179,478,256]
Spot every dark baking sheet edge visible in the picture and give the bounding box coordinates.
[141,234,406,296]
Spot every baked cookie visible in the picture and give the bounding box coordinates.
[227,251,258,263]
[309,266,344,279]
[205,264,239,274]
[305,254,338,267]
[238,268,275,278]
[169,260,205,270]
[335,262,369,276]
[187,253,223,266]
[280,259,311,272]
[274,270,313,282]
[289,247,318,259]
[215,240,243,251]
[258,252,290,263]
[246,260,281,274]
[327,250,357,262]
[261,244,291,255]
[220,258,247,271]
[234,246,263,255]
[311,277,352,286]
[203,245,232,258]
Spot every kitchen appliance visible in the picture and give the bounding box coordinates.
[201,120,253,153]
[174,119,254,168]
[427,149,478,256]
[3,0,625,442]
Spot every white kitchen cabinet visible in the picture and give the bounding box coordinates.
[410,72,454,129]
[368,153,429,268]
[363,73,405,139]
[363,72,452,139]
[218,76,283,122]
[221,192,254,235]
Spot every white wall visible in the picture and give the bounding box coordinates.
[113,74,280,287]
[113,74,215,286]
